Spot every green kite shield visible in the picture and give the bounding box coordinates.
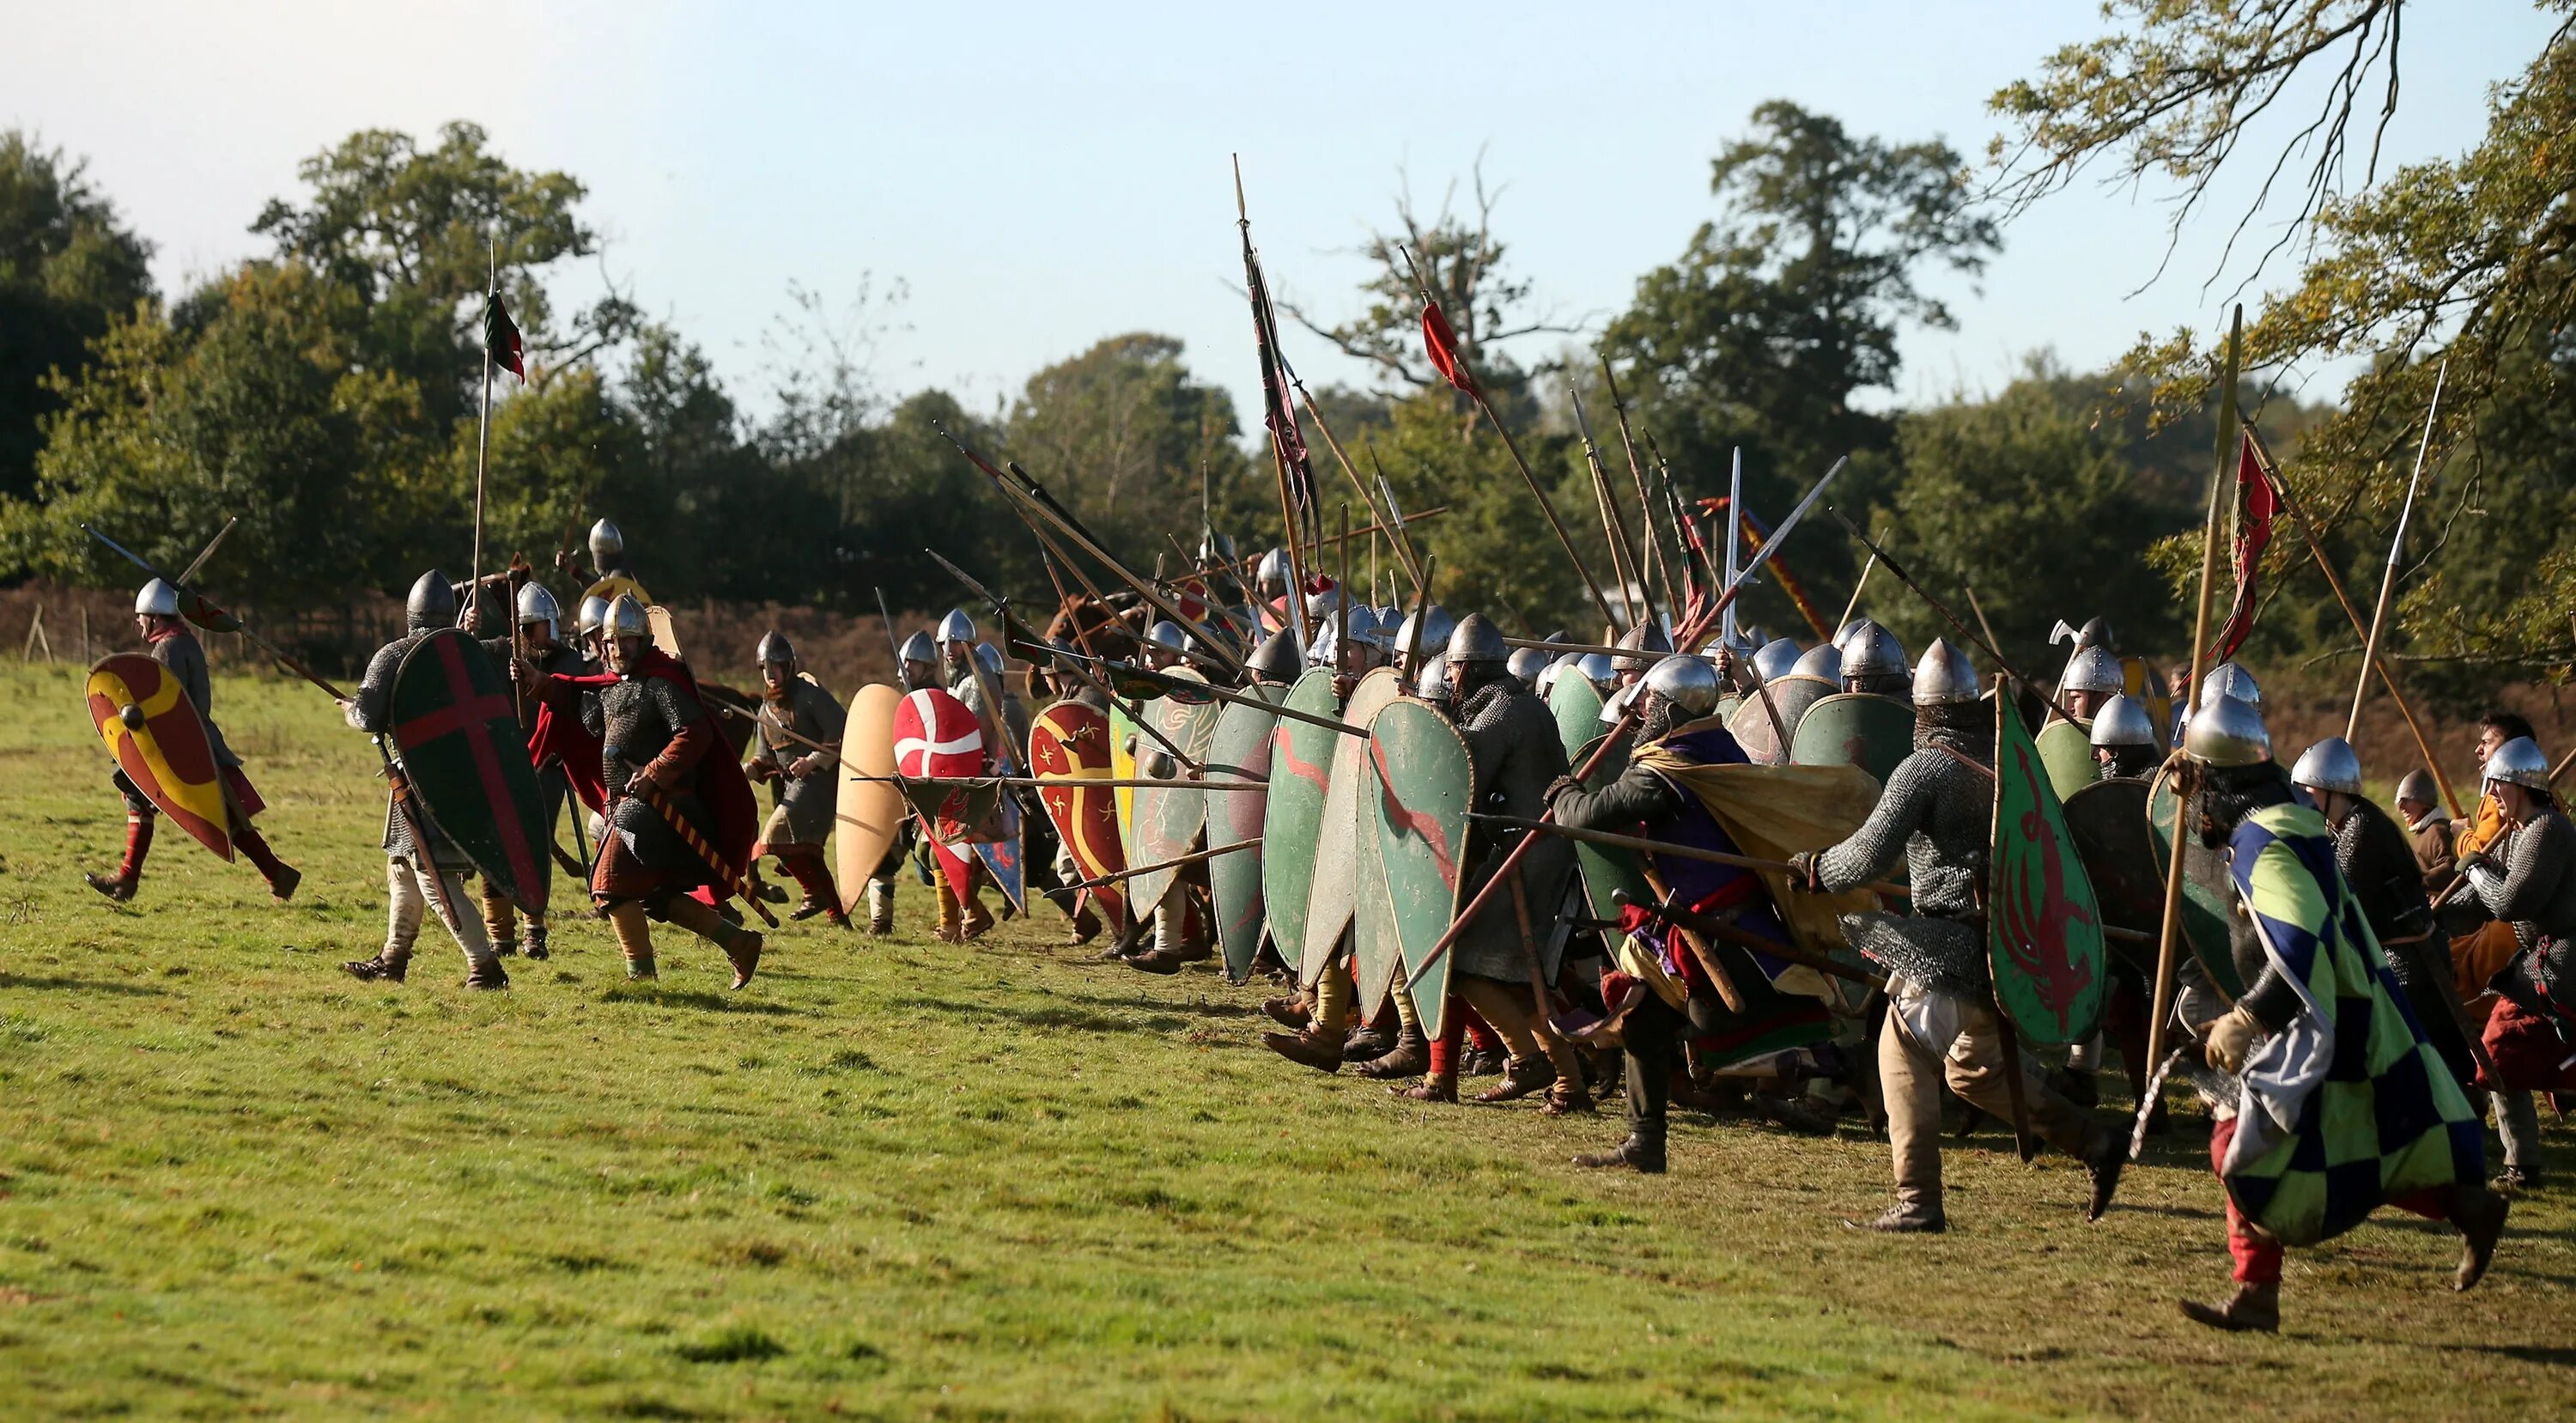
[2148,766,2251,999]
[1547,672,1604,762]
[2062,777,2160,965]
[390,629,551,916]
[1569,731,1652,924]
[1129,667,1221,919]
[1371,697,1474,1041]
[1261,668,1340,968]
[1986,686,2105,1046]
[2036,718,2100,802]
[1205,683,1281,982]
[1789,692,1912,787]
[1727,673,1835,765]
[1303,668,1400,987]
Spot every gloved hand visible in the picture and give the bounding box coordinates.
[1614,902,1660,937]
[1544,775,1584,808]
[1785,849,1823,892]
[2202,1004,2262,1075]
[2458,850,2498,877]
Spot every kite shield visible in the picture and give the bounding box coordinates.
[1986,688,2106,1045]
[1303,668,1399,987]
[2036,718,2101,802]
[390,629,550,915]
[1205,684,1282,982]
[86,654,231,860]
[1030,697,1126,932]
[1261,668,1340,973]
[1789,691,1912,787]
[1370,697,1474,1041]
[833,683,906,918]
[1727,674,1835,765]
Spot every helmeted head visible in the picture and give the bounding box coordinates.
[1247,630,1302,685]
[1751,638,1800,684]
[898,629,939,689]
[1537,651,1577,698]
[1144,619,1188,670]
[1910,639,1978,706]
[2482,736,2551,798]
[575,594,611,647]
[1643,654,1721,721]
[2062,645,2123,698]
[1416,654,1450,702]
[2290,736,2363,802]
[974,642,1006,680]
[756,629,797,694]
[1575,651,1618,694]
[2076,615,2115,653]
[588,518,625,569]
[1255,547,1291,598]
[134,578,180,621]
[405,569,457,633]
[517,583,562,643]
[603,593,652,672]
[1840,618,1907,685]
[2201,660,2261,708]
[2088,693,2159,777]
[1612,622,1672,678]
[2183,693,2270,769]
[1393,605,1455,675]
[1444,614,1510,697]
[2394,769,2440,814]
[937,608,976,649]
[1506,645,1550,690]
[1791,642,1842,683]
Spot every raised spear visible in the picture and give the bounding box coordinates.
[2346,358,2447,741]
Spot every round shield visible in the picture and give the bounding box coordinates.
[833,684,906,918]
[1205,684,1283,982]
[1789,692,1912,787]
[2036,717,2100,803]
[1727,674,1835,765]
[86,654,231,860]
[895,686,983,779]
[1370,697,1475,1040]
[1261,668,1341,972]
[1129,667,1223,920]
[1305,668,1400,988]
[1030,698,1126,932]
[2062,777,2160,955]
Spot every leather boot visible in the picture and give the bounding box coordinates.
[960,892,995,941]
[1541,1077,1597,1116]
[463,958,512,991]
[263,863,303,904]
[1066,903,1101,946]
[1124,948,1189,976]
[722,927,763,990]
[866,879,896,937]
[1342,1025,1394,1061]
[2179,1281,2279,1332]
[520,924,550,961]
[1263,995,1311,1031]
[1846,1201,1947,1233]
[2085,1134,2127,1222]
[1461,1046,1509,1078]
[84,870,137,903]
[790,897,832,921]
[340,949,410,983]
[1262,1027,1343,1073]
[1394,1075,1458,1104]
[1354,1026,1430,1079]
[2452,1184,2509,1291]
[1472,1056,1557,1104]
[1573,1123,1667,1173]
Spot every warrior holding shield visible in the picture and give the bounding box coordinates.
[747,630,850,929]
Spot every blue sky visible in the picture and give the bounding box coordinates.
[8,1,2558,428]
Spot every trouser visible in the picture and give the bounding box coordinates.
[1312,940,1356,1038]
[2211,1115,2451,1283]
[2493,1087,2545,1177]
[1881,994,2101,1211]
[605,891,757,976]
[1455,972,1585,1088]
[386,858,496,970]
[479,877,544,946]
[1425,996,1500,1079]
[769,842,841,915]
[1623,988,1727,1129]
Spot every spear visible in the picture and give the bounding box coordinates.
[82,524,349,702]
[1569,383,1647,630]
[1292,370,1424,588]
[1038,646,1362,738]
[471,238,497,622]
[1723,449,1744,645]
[1823,508,2082,728]
[2346,358,2448,741]
[1060,838,1259,892]
[1598,356,1682,618]
[1400,244,1618,630]
[176,516,238,586]
[2140,306,2245,1158]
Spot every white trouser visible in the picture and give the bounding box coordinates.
[386,858,496,967]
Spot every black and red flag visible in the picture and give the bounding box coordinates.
[484,289,525,383]
[2212,432,2276,661]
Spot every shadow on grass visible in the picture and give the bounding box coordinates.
[1052,985,1267,1020]
[0,972,172,997]
[598,983,805,1016]
[885,994,1188,1036]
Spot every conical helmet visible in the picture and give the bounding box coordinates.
[1910,639,1978,705]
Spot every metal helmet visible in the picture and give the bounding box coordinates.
[605,593,652,641]
[1791,642,1843,681]
[937,608,976,645]
[975,642,1006,678]
[1576,651,1618,692]
[1447,613,1507,666]
[2201,660,2261,708]
[405,569,457,632]
[1643,654,1722,716]
[2183,693,2270,768]
[1910,638,1979,706]
[2393,769,2440,806]
[1303,586,1342,622]
[1146,620,1189,652]
[2077,615,2115,652]
[1751,637,1801,684]
[1372,605,1404,650]
[575,594,611,641]
[134,579,179,617]
[516,582,560,629]
[2087,694,2157,750]
[756,630,795,666]
[1394,605,1455,663]
[1506,645,1550,687]
[2291,737,2363,797]
[1739,623,1768,651]
[1612,621,1672,672]
[2484,736,2551,793]
[1841,618,1907,680]
[899,629,937,666]
[1198,528,1237,567]
[1535,652,1573,696]
[588,518,625,565]
[1343,603,1382,653]
[2062,645,2124,696]
[1416,656,1449,701]
[1255,547,1291,594]
[1246,631,1301,684]
[1600,679,1638,725]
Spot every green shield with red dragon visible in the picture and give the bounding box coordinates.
[1370,697,1474,1042]
[1987,684,2106,1046]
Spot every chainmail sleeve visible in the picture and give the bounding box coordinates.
[1814,749,1936,895]
[2480,812,2576,940]
[347,638,412,733]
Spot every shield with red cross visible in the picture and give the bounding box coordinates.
[390,629,551,915]
[895,686,989,903]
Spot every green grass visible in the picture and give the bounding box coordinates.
[0,660,2569,1420]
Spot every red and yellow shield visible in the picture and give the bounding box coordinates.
[1029,699,1126,931]
[86,654,232,860]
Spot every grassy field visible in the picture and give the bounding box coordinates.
[0,660,2568,1420]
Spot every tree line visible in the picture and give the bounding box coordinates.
[3,13,2568,712]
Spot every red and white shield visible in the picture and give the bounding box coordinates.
[895,688,984,780]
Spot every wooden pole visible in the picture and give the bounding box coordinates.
[471,238,496,624]
[2142,307,2243,1145]
[1599,356,1682,618]
[2346,358,2448,741]
[1295,379,1423,589]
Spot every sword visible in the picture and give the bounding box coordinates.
[1036,646,1362,738]
[2129,1045,2191,1161]
[1722,447,1742,644]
